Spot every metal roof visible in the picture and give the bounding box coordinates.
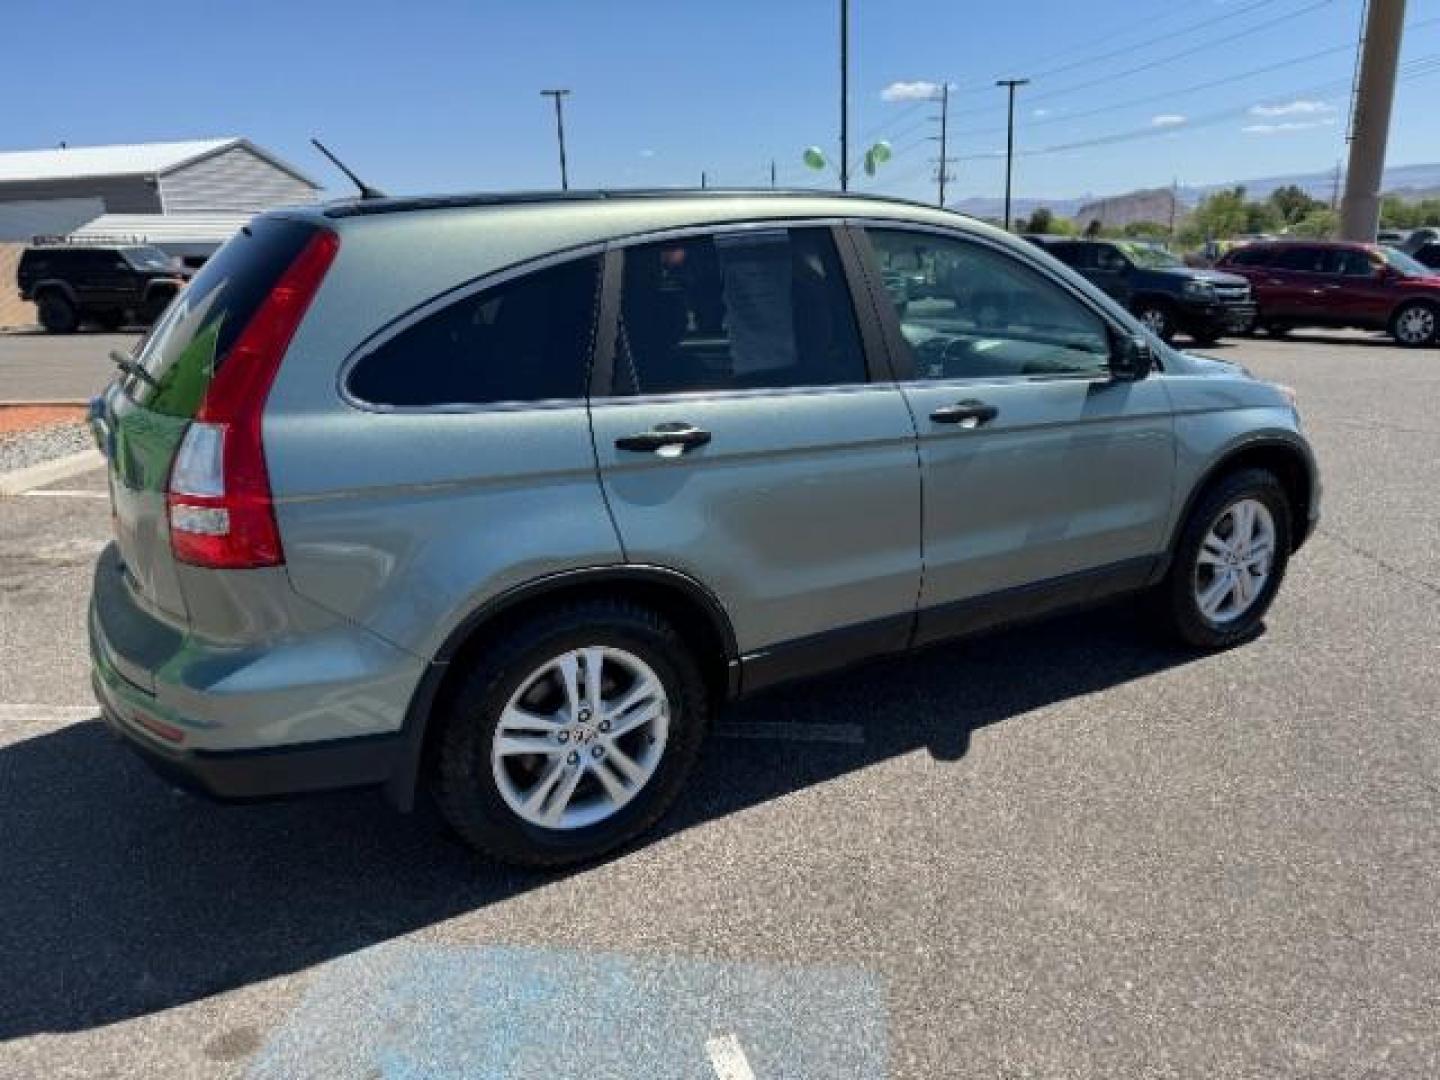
[68,212,252,245]
[0,138,319,187]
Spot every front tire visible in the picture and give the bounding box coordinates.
[433,601,709,867]
[1134,300,1176,343]
[1390,300,1438,348]
[1158,469,1292,649]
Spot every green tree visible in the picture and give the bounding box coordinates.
[1268,184,1322,225]
[1188,187,1249,240]
[1289,209,1338,238]
[1122,220,1169,239]
[1023,207,1054,233]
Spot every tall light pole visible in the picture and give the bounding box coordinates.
[540,88,571,190]
[931,83,953,207]
[1340,0,1406,240]
[839,0,850,191]
[996,78,1029,230]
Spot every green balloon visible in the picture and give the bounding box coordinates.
[863,148,877,177]
[802,147,827,170]
[870,140,892,164]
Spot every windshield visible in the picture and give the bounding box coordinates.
[1381,247,1433,277]
[121,246,174,272]
[1115,242,1183,269]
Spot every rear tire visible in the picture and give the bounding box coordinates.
[36,291,79,333]
[433,600,709,868]
[1264,321,1291,338]
[1390,300,1438,348]
[1157,468,1292,649]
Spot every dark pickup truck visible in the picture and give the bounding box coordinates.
[17,242,187,333]
[1027,238,1255,345]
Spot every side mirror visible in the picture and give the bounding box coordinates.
[1111,335,1153,381]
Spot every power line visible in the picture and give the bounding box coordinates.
[946,0,1338,120]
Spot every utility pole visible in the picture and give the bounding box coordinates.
[1169,177,1179,242]
[770,159,777,188]
[996,78,1029,231]
[929,83,955,208]
[701,170,708,189]
[839,0,850,191]
[1330,160,1343,211]
[1340,0,1406,240]
[539,89,571,190]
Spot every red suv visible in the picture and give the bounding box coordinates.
[1217,240,1440,347]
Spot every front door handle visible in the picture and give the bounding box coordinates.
[615,422,712,455]
[929,399,999,428]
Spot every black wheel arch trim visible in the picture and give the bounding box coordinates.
[31,279,79,303]
[1163,434,1317,573]
[383,563,739,811]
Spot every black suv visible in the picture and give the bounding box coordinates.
[17,243,187,333]
[1028,238,1255,345]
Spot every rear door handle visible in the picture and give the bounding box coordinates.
[929,399,998,427]
[615,422,712,455]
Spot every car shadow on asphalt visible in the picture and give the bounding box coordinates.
[0,604,1207,1041]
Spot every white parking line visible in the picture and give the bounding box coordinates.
[713,720,865,745]
[705,1033,758,1080]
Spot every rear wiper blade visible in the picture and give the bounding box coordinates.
[109,349,160,390]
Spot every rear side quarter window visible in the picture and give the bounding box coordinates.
[347,256,601,408]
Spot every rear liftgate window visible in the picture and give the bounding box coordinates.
[127,217,320,418]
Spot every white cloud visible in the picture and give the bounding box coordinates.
[1242,117,1337,135]
[1249,99,1336,117]
[1151,114,1187,127]
[881,80,943,102]
[1032,107,1052,118]
[638,148,656,158]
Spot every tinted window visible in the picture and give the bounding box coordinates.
[128,219,319,418]
[1045,243,1093,269]
[867,228,1111,381]
[348,255,600,408]
[612,228,865,395]
[1415,243,1440,270]
[1272,246,1326,272]
[1095,244,1130,271]
[123,246,173,272]
[1225,245,1273,267]
[1320,248,1378,277]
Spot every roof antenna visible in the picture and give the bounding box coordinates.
[310,138,386,200]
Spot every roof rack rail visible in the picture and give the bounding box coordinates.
[29,233,145,246]
[323,186,968,219]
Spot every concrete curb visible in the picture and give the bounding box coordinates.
[0,448,103,498]
[0,399,91,408]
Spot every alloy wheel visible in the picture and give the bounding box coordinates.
[490,646,670,830]
[1395,304,1436,345]
[1193,497,1276,624]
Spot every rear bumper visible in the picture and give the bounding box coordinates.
[88,542,422,801]
[93,666,403,801]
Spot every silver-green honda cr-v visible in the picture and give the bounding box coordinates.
[89,190,1319,866]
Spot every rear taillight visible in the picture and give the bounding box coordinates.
[167,229,338,569]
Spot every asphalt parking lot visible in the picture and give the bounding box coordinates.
[1,330,1436,1078]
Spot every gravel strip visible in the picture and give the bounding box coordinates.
[0,422,94,474]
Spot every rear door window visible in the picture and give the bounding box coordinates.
[128,218,319,418]
[611,227,866,396]
[1226,245,1273,268]
[1272,246,1325,273]
[347,255,601,408]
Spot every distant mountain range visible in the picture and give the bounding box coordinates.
[951,162,1440,221]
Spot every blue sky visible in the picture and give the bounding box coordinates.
[3,0,1438,204]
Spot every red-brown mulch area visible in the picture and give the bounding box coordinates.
[0,405,87,437]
